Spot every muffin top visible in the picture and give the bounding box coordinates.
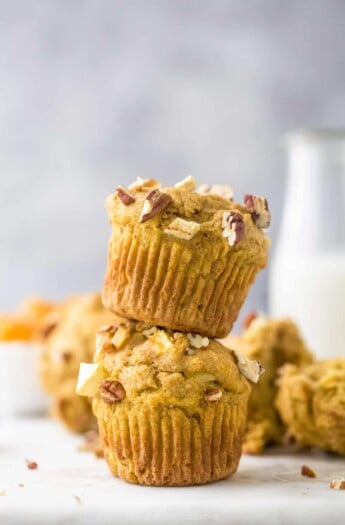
[224,313,313,368]
[278,357,345,392]
[78,320,265,414]
[39,292,121,393]
[105,176,270,265]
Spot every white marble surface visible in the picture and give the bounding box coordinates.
[0,417,344,524]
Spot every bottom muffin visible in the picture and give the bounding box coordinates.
[78,321,262,486]
[276,358,345,456]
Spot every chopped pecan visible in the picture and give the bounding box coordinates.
[198,184,233,200]
[174,175,197,191]
[243,311,258,330]
[164,217,201,240]
[116,187,135,205]
[244,194,271,228]
[139,189,172,223]
[222,211,246,246]
[301,465,317,478]
[100,380,126,403]
[26,460,38,470]
[204,388,223,404]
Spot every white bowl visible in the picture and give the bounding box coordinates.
[0,342,48,416]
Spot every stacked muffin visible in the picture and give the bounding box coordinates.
[77,176,271,485]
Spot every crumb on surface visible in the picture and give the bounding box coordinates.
[330,479,345,490]
[26,460,38,470]
[74,495,81,503]
[301,465,317,478]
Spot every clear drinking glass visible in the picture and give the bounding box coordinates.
[269,130,345,358]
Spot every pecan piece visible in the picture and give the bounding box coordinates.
[26,460,38,470]
[139,189,172,223]
[222,211,245,246]
[244,194,271,228]
[204,389,223,404]
[100,380,126,403]
[243,311,258,330]
[116,186,135,205]
[301,465,317,478]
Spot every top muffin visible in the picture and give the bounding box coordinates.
[103,177,270,338]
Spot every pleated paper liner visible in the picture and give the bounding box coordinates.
[103,223,265,338]
[94,397,248,486]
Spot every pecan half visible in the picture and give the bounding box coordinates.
[301,465,317,478]
[222,211,245,246]
[116,187,135,205]
[198,184,234,200]
[100,380,126,403]
[244,194,271,228]
[204,389,223,404]
[139,189,172,223]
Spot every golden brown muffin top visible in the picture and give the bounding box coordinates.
[278,357,345,391]
[39,292,121,393]
[105,176,270,264]
[223,314,313,368]
[86,320,265,412]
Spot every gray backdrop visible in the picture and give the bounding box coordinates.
[1,1,345,324]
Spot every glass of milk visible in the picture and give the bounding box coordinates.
[269,129,345,358]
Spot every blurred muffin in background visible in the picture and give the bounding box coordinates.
[276,358,345,456]
[222,313,313,454]
[39,292,122,433]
